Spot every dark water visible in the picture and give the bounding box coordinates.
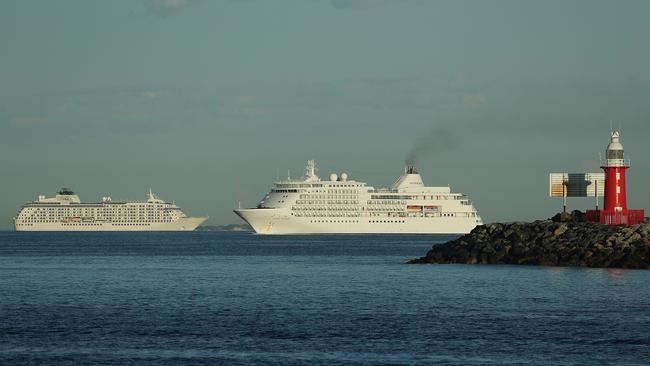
[1,232,650,365]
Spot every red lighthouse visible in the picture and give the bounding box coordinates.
[587,131,644,225]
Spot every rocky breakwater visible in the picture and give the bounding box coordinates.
[409,211,650,269]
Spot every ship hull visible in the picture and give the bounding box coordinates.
[14,217,207,232]
[234,209,478,235]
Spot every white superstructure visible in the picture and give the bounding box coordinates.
[234,160,482,234]
[14,188,207,231]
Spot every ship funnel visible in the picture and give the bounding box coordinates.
[393,166,424,190]
[406,166,418,174]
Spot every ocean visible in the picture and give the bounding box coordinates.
[1,231,649,365]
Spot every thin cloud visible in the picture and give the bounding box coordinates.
[142,90,167,99]
[9,116,49,128]
[143,0,196,17]
[463,94,487,108]
[329,0,386,10]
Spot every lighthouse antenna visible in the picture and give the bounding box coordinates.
[562,178,567,214]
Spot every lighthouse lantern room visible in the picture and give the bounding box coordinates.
[586,131,644,225]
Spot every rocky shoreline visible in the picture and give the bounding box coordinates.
[409,211,650,269]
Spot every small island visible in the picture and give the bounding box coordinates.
[409,211,650,269]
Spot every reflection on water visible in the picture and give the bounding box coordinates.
[604,268,630,285]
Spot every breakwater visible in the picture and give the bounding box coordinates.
[410,211,650,269]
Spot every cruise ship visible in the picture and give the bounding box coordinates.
[14,188,207,231]
[234,160,482,234]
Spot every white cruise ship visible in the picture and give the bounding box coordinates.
[14,188,207,231]
[234,160,482,234]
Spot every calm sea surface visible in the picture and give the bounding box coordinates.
[1,231,649,365]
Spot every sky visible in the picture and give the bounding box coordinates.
[1,0,650,229]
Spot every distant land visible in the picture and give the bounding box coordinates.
[196,223,252,232]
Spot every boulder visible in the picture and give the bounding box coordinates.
[408,212,650,269]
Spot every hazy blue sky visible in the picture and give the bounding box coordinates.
[1,0,650,228]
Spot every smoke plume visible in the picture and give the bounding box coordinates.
[405,127,458,166]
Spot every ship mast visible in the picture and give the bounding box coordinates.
[305,160,319,182]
